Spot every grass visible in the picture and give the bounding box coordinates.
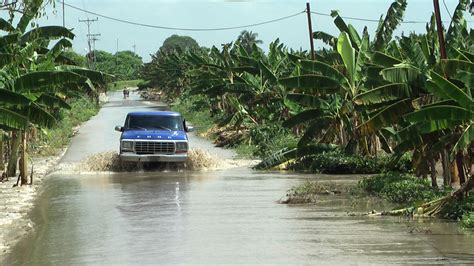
[169,96,217,136]
[461,212,474,229]
[107,79,143,91]
[29,97,100,157]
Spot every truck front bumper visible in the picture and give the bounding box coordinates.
[119,153,188,162]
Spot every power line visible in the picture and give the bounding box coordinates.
[442,0,453,20]
[60,1,305,31]
[311,11,473,24]
[311,11,425,24]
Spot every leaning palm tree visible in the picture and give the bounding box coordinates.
[237,30,263,54]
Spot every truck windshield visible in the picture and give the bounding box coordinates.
[126,115,184,131]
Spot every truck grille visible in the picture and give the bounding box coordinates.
[134,141,175,154]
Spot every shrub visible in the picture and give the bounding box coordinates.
[440,194,474,220]
[460,212,474,229]
[381,179,436,204]
[359,172,440,204]
[289,150,411,174]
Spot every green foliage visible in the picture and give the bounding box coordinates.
[0,0,107,131]
[92,50,143,81]
[61,49,87,67]
[289,150,411,174]
[30,98,100,156]
[137,80,151,90]
[108,79,143,91]
[236,30,263,54]
[460,212,474,228]
[170,95,216,135]
[440,194,474,220]
[359,172,441,204]
[160,35,200,53]
[248,124,298,158]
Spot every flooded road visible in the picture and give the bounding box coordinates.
[5,91,474,264]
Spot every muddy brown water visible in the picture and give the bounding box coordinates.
[4,91,474,264]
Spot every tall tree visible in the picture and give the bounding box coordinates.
[91,50,143,80]
[159,35,200,53]
[237,30,263,54]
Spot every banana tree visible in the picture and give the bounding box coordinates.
[280,30,371,154]
[354,0,473,184]
[0,0,107,184]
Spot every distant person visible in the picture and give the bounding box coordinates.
[123,89,129,99]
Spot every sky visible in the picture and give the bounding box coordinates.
[15,0,474,62]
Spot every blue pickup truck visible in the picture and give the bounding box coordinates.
[114,111,192,162]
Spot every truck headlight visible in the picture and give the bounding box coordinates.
[122,141,133,150]
[175,142,188,153]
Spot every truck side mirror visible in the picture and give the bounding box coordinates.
[183,119,194,132]
[114,126,123,132]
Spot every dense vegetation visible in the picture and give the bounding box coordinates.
[0,0,107,185]
[141,0,473,219]
[90,50,143,81]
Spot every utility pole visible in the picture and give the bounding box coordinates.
[88,33,101,69]
[62,0,65,28]
[132,44,136,54]
[433,0,447,60]
[306,2,315,60]
[116,38,119,67]
[79,17,99,68]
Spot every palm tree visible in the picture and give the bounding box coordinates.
[237,30,263,54]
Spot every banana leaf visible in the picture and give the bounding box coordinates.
[404,105,472,123]
[20,26,74,44]
[0,107,27,130]
[279,75,340,93]
[283,109,324,128]
[358,99,413,135]
[354,83,411,105]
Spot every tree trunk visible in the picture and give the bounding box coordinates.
[429,158,438,188]
[0,136,4,171]
[455,151,466,184]
[6,131,20,177]
[441,149,451,186]
[19,130,28,185]
[451,160,460,186]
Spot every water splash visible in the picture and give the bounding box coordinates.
[53,148,257,175]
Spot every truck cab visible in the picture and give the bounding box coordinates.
[114,111,192,162]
